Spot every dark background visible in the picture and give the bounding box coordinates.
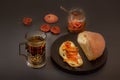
[0,0,120,80]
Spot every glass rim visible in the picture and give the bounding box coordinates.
[25,30,47,40]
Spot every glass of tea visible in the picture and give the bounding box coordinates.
[68,8,86,33]
[19,31,47,68]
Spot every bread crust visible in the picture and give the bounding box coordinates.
[59,41,83,67]
[77,31,105,61]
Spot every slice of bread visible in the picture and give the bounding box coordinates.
[77,31,105,61]
[59,41,83,67]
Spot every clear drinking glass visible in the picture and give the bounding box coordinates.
[19,31,47,68]
[68,8,86,33]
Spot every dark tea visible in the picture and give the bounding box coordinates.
[26,36,46,66]
[26,36,45,55]
[19,31,47,68]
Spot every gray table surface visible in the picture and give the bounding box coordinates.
[0,0,120,80]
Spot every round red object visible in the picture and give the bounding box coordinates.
[40,24,51,32]
[44,14,59,24]
[23,17,32,26]
[50,26,61,34]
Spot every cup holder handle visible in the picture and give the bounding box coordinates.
[19,42,27,60]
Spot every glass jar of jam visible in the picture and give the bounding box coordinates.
[68,8,86,33]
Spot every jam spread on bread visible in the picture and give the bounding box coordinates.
[62,41,80,64]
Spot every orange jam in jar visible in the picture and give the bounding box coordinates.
[68,8,86,33]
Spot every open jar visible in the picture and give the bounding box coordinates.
[68,8,86,33]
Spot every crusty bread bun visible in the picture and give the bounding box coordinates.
[59,41,83,67]
[77,31,105,61]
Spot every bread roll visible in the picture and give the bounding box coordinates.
[59,41,83,67]
[77,31,105,61]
